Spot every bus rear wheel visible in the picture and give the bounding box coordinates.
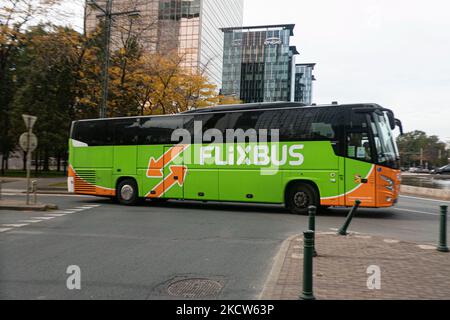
[117,179,139,206]
[286,183,319,215]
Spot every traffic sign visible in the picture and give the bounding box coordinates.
[22,114,37,130]
[19,132,38,152]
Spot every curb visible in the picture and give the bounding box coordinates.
[0,203,58,211]
[259,235,298,300]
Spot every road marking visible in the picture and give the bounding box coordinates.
[18,220,41,224]
[33,217,55,220]
[399,195,450,204]
[418,245,436,250]
[394,208,439,216]
[384,239,400,244]
[0,228,13,233]
[70,209,86,212]
[45,214,66,217]
[81,205,101,208]
[53,211,75,214]
[1,224,28,228]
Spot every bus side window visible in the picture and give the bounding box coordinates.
[140,117,184,145]
[72,121,112,147]
[184,113,229,144]
[113,119,140,146]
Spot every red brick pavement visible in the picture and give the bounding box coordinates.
[261,233,450,300]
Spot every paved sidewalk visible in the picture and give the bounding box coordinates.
[262,233,450,300]
[1,177,67,194]
[0,199,58,211]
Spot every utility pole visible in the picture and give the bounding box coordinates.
[87,1,140,118]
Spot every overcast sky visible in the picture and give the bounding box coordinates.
[243,0,450,140]
[64,0,450,140]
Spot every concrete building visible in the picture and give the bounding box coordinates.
[85,0,244,88]
[221,24,299,103]
[293,63,316,105]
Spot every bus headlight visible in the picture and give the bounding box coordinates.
[381,175,394,191]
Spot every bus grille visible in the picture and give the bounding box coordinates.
[74,170,96,193]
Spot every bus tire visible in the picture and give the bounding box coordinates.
[117,179,139,206]
[286,183,319,215]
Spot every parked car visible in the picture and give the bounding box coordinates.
[432,165,450,175]
[408,167,430,174]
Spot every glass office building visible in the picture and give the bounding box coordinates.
[221,24,299,103]
[85,0,244,87]
[294,63,316,105]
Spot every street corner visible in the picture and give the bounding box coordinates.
[263,233,450,300]
[0,199,58,212]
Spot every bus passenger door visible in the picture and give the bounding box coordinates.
[162,146,185,199]
[344,132,376,207]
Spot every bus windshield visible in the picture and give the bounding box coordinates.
[370,112,400,167]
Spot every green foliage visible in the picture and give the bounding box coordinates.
[397,131,448,168]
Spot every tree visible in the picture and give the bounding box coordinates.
[397,131,448,169]
[11,25,82,171]
[0,0,64,173]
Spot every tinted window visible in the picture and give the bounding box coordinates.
[140,116,184,145]
[113,119,140,146]
[228,111,262,131]
[256,108,343,141]
[72,121,113,146]
[184,113,229,143]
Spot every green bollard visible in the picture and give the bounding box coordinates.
[338,200,361,236]
[308,206,318,257]
[437,205,449,253]
[301,230,316,300]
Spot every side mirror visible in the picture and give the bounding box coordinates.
[395,119,404,135]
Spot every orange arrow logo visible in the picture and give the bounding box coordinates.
[147,165,187,198]
[147,144,188,178]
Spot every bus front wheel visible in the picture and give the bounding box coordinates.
[286,183,319,215]
[117,179,139,206]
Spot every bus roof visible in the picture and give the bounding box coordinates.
[74,102,384,123]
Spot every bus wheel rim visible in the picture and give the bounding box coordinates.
[121,185,134,201]
[294,191,309,208]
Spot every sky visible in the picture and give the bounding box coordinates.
[61,0,450,140]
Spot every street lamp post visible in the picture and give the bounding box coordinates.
[87,0,140,118]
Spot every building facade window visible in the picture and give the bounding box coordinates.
[221,24,299,104]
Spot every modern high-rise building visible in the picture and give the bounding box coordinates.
[221,24,299,103]
[85,0,244,88]
[293,63,316,105]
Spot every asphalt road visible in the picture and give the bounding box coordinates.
[1,192,449,300]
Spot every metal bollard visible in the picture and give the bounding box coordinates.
[338,200,361,236]
[437,205,449,253]
[308,206,318,257]
[32,180,37,205]
[301,231,316,300]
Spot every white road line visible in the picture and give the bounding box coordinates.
[52,211,75,214]
[394,208,439,216]
[69,209,86,212]
[0,228,13,233]
[33,217,55,220]
[83,205,101,208]
[45,214,66,217]
[18,220,41,224]
[399,195,450,204]
[1,224,28,228]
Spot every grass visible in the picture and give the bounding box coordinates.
[0,170,66,178]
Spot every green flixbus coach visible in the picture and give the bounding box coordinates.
[68,102,403,214]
